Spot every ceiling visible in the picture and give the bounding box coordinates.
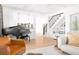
[2,4,79,14]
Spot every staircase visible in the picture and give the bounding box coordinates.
[43,13,65,39]
[49,13,63,28]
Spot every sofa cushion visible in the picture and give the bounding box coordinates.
[67,32,79,47]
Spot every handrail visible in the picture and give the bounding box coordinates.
[43,13,64,35]
[49,13,63,28]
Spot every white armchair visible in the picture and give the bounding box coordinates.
[58,36,79,55]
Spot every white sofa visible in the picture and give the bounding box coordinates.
[58,36,79,55]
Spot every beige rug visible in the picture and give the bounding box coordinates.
[24,46,65,55]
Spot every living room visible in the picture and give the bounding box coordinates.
[0,4,79,55]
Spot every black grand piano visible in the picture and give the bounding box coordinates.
[2,25,30,41]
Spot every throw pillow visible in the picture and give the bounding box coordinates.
[67,32,79,47]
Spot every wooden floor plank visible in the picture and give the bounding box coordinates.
[25,35,57,51]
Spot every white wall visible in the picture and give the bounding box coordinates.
[3,6,35,28]
[36,15,48,35]
[44,6,79,37]
[2,6,49,36]
[3,7,18,28]
[64,7,79,34]
[47,6,79,36]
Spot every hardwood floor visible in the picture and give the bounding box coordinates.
[25,35,57,51]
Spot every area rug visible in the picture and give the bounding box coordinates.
[25,46,65,55]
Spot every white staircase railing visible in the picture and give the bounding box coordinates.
[49,13,63,28]
[52,17,65,38]
[43,13,65,36]
[51,14,65,29]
